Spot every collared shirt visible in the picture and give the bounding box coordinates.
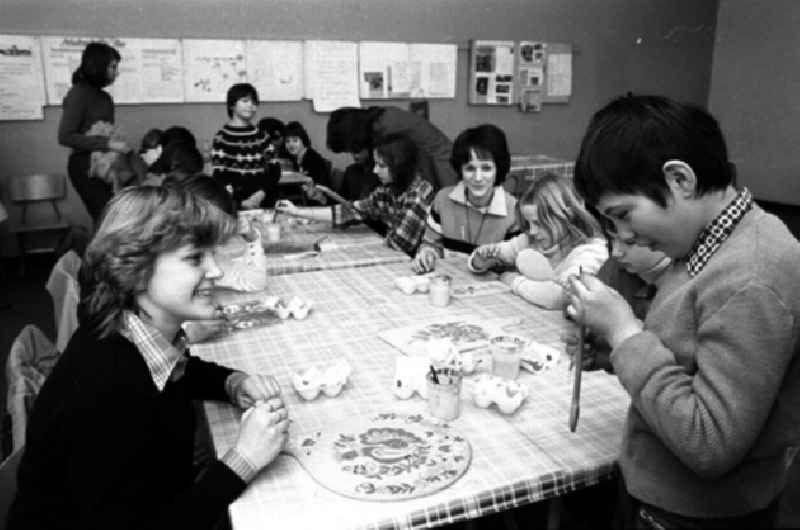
[355,175,434,256]
[120,311,188,392]
[686,187,753,277]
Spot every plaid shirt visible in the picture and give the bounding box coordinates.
[686,187,753,277]
[120,311,189,391]
[356,176,434,256]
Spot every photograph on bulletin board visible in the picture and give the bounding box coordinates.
[469,40,515,105]
[517,40,545,112]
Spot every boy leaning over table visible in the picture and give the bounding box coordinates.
[565,94,800,529]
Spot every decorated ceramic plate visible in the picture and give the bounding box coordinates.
[290,412,471,501]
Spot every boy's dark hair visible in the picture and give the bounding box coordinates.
[374,133,419,191]
[327,108,376,153]
[574,94,733,208]
[167,143,204,175]
[226,83,259,118]
[72,42,121,88]
[450,124,510,185]
[139,128,163,153]
[178,175,235,215]
[161,126,197,148]
[284,121,311,148]
[258,117,285,139]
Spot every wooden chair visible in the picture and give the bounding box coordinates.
[0,447,23,530]
[9,174,70,276]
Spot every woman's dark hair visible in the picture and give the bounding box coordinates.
[178,175,236,215]
[226,83,259,118]
[148,126,198,174]
[258,117,285,139]
[72,42,121,88]
[139,128,163,153]
[284,121,311,148]
[374,133,419,191]
[574,94,733,208]
[78,186,235,338]
[166,143,204,176]
[327,108,380,153]
[450,124,511,185]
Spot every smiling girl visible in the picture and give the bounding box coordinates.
[9,186,290,530]
[470,173,607,309]
[411,124,518,273]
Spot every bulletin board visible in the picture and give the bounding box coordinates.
[468,39,572,110]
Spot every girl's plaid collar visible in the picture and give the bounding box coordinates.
[686,187,753,277]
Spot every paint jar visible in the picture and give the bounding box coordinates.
[427,367,462,421]
[489,335,526,380]
[428,275,451,307]
[263,222,282,242]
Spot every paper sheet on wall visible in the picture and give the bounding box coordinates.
[183,39,246,102]
[358,41,410,98]
[246,40,303,101]
[546,50,572,98]
[41,36,102,104]
[130,39,183,103]
[408,43,456,98]
[304,40,359,112]
[0,34,46,120]
[469,40,515,105]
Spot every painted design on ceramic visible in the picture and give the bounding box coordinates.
[294,412,471,501]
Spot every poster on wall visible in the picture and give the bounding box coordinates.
[358,41,410,99]
[183,39,246,102]
[468,40,515,105]
[246,40,303,102]
[304,40,359,112]
[544,42,572,101]
[408,43,457,98]
[131,38,183,103]
[0,34,46,120]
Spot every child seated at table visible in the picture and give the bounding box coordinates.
[566,94,800,528]
[411,124,518,273]
[277,133,435,257]
[470,173,607,309]
[7,185,289,530]
[284,120,332,192]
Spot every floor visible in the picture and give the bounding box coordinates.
[1,199,799,526]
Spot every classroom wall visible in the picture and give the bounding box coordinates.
[0,0,718,255]
[709,0,800,205]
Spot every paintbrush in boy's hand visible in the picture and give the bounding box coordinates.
[569,267,586,432]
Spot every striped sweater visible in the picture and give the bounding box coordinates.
[211,123,269,204]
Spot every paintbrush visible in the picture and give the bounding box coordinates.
[569,266,585,432]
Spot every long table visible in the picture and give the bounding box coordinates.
[191,257,629,530]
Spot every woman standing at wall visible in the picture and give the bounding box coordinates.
[58,42,130,222]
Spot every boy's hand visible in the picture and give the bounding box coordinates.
[275,199,298,215]
[412,246,438,273]
[108,139,131,153]
[562,329,597,370]
[302,183,327,204]
[235,399,289,470]
[566,274,643,348]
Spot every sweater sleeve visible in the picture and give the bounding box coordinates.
[611,282,796,479]
[58,87,111,152]
[184,355,235,402]
[552,238,609,281]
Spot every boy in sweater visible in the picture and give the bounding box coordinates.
[211,83,270,209]
[568,94,800,528]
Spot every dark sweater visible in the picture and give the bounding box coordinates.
[57,83,115,153]
[211,123,269,205]
[7,326,245,530]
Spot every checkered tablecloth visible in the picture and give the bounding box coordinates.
[192,258,630,530]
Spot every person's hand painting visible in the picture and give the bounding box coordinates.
[411,246,438,273]
[565,273,643,349]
